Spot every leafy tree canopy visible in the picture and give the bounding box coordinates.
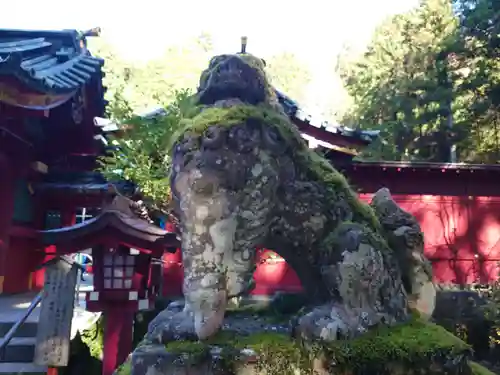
[338,0,500,163]
[90,35,312,212]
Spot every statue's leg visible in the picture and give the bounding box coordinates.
[147,216,235,343]
[296,222,408,342]
[370,188,436,319]
[181,213,238,340]
[163,141,274,341]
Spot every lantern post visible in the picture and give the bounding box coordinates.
[86,244,160,375]
[38,193,179,375]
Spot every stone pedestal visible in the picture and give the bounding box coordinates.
[115,316,484,375]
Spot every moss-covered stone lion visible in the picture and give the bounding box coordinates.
[123,52,493,375]
[154,52,435,342]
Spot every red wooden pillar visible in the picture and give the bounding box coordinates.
[46,207,76,263]
[0,153,16,294]
[35,208,77,289]
[48,209,76,263]
[102,308,134,375]
[32,200,48,291]
[162,219,182,297]
[60,209,77,228]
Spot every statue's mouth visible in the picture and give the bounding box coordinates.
[197,57,267,105]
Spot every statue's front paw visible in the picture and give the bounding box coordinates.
[145,302,197,344]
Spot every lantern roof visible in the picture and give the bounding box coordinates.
[0,28,103,94]
[39,193,179,253]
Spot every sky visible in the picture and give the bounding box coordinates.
[2,0,418,61]
[1,0,419,115]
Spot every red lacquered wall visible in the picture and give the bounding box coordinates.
[358,193,500,284]
[162,193,500,297]
[161,163,500,296]
[251,249,302,296]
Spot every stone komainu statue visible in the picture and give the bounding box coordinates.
[149,52,436,342]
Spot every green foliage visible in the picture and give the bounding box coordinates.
[98,90,197,211]
[339,0,500,163]
[265,52,312,105]
[88,33,214,115]
[479,267,500,348]
[90,35,312,211]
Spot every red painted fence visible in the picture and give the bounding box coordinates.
[162,194,500,297]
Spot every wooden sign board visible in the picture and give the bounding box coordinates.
[34,257,80,367]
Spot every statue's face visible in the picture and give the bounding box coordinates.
[197,54,268,106]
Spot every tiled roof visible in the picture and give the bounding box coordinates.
[0,28,103,94]
[275,90,380,146]
[35,171,136,195]
[97,92,380,150]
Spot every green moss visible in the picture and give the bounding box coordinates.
[80,317,104,360]
[115,361,131,375]
[165,340,210,365]
[324,318,468,369]
[300,150,381,232]
[470,361,496,375]
[169,102,381,235]
[237,54,266,74]
[163,317,470,374]
[168,103,295,151]
[206,331,309,375]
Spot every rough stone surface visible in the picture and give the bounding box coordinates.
[157,52,440,342]
[370,187,437,319]
[120,317,476,375]
[122,344,472,375]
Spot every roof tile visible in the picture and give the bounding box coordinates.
[275,90,380,145]
[0,29,103,94]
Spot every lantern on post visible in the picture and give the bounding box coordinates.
[87,244,157,312]
[39,190,179,375]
